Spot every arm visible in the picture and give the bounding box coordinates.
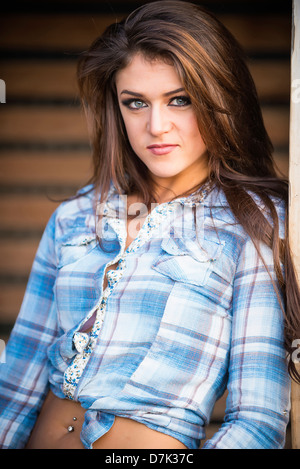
[0,210,59,449]
[202,236,291,449]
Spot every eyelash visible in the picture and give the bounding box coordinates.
[121,95,191,110]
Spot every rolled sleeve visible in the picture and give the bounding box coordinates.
[0,210,60,449]
[203,236,291,449]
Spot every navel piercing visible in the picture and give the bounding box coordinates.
[67,417,77,432]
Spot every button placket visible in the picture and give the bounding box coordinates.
[62,192,201,400]
[73,332,90,354]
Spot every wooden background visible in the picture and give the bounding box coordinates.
[0,0,292,448]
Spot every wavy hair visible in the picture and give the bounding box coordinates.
[77,0,300,383]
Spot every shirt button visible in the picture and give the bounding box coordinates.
[73,332,90,354]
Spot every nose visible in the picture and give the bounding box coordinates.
[147,105,172,136]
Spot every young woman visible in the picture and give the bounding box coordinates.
[0,0,299,450]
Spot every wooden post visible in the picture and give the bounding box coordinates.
[289,0,300,450]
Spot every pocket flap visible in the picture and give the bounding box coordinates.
[58,233,97,267]
[152,236,224,286]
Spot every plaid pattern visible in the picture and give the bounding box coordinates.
[0,184,290,449]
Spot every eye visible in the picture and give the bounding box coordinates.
[121,99,147,110]
[169,96,191,107]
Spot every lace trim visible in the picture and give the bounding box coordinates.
[63,185,209,399]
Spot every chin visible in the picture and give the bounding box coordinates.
[148,166,182,179]
[151,172,180,181]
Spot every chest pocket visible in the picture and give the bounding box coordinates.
[152,235,224,287]
[58,233,97,268]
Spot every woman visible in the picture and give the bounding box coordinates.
[0,0,299,449]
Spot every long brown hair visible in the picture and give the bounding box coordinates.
[77,0,300,383]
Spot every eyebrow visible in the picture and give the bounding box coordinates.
[120,87,185,98]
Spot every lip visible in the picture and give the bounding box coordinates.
[147,144,178,156]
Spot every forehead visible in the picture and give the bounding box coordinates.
[115,53,183,94]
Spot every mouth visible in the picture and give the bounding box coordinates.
[146,144,178,155]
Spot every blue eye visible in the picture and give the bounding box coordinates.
[122,99,147,109]
[131,100,146,109]
[121,95,191,110]
[170,96,191,107]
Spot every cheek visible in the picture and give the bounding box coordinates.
[183,115,205,147]
[121,115,142,148]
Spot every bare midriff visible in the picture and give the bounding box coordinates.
[26,390,187,449]
[26,198,187,449]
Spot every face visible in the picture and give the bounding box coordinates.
[115,53,208,200]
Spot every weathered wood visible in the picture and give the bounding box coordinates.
[289,0,300,450]
[0,14,116,51]
[0,14,291,53]
[0,284,27,323]
[0,238,39,276]
[0,150,287,186]
[0,105,289,146]
[0,4,294,448]
[0,59,290,102]
[0,150,92,186]
[248,60,290,102]
[0,61,79,99]
[0,194,61,231]
[262,106,290,147]
[0,106,89,143]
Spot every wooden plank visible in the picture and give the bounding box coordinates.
[0,152,286,231]
[222,14,291,52]
[0,150,92,186]
[0,59,290,102]
[0,14,118,51]
[0,14,291,53]
[0,194,60,231]
[0,61,78,99]
[290,8,300,278]
[0,150,284,188]
[0,106,89,143]
[262,106,290,147]
[0,238,39,276]
[0,283,26,323]
[248,60,290,102]
[289,0,300,450]
[274,151,289,178]
[0,105,289,146]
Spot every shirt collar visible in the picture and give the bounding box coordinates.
[94,180,229,219]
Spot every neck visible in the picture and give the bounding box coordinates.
[150,176,209,204]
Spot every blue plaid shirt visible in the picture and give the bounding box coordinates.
[0,184,291,449]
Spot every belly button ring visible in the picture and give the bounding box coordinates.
[67,417,77,432]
